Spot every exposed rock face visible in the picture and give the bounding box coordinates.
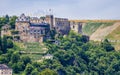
[90,22,120,41]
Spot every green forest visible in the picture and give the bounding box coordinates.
[0,15,120,75]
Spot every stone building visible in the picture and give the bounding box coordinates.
[15,13,50,42]
[42,54,53,59]
[54,17,70,35]
[70,21,82,34]
[1,24,11,37]
[15,13,83,42]
[0,64,12,75]
[45,15,70,35]
[29,23,50,42]
[45,15,54,30]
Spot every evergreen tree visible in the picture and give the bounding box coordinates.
[40,68,58,75]
[101,39,114,51]
[2,35,7,53]
[5,14,9,23]
[0,29,2,51]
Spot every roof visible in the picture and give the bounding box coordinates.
[0,64,12,70]
[2,24,11,29]
[43,54,53,59]
[31,17,39,20]
[30,23,50,27]
[16,13,30,22]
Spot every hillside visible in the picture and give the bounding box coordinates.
[15,42,48,61]
[82,21,120,50]
[82,22,113,35]
[106,24,120,40]
[90,22,120,41]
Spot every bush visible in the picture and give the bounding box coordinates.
[11,30,19,35]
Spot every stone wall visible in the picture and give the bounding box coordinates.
[70,21,83,34]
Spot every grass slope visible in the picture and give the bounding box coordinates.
[82,22,113,35]
[106,25,120,40]
[15,42,48,61]
[106,25,120,50]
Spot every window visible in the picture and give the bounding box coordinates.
[34,30,36,33]
[41,30,43,34]
[73,25,75,29]
[30,33,32,35]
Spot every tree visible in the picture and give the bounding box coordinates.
[101,39,114,51]
[40,16,45,21]
[2,35,7,53]
[12,63,19,73]
[7,39,13,48]
[40,68,58,75]
[0,29,2,51]
[31,68,39,75]
[5,14,9,23]
[21,56,31,67]
[11,51,20,63]
[9,16,17,29]
[24,63,34,75]
[50,30,56,39]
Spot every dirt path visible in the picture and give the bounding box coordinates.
[90,22,120,41]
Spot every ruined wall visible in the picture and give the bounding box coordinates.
[70,21,83,34]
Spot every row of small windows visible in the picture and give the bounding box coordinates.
[34,36,40,38]
[1,72,12,74]
[30,30,45,34]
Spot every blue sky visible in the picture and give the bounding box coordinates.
[0,0,120,19]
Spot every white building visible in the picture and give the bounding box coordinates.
[0,64,12,75]
[42,54,53,59]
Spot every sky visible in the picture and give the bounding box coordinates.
[0,0,120,19]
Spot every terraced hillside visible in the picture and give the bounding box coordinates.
[16,42,48,61]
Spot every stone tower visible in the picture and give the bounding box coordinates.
[70,21,82,34]
[15,13,30,34]
[15,13,30,42]
[45,15,54,30]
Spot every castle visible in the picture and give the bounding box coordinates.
[15,14,50,42]
[1,13,83,42]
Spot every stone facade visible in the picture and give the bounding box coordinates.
[70,21,82,34]
[1,24,11,37]
[45,15,71,35]
[0,64,12,75]
[45,15,54,30]
[14,13,83,42]
[54,18,70,35]
[15,14,50,42]
[1,14,83,43]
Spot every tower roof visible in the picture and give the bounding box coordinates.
[16,13,30,22]
[0,64,12,70]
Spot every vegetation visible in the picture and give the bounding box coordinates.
[1,15,120,75]
[106,25,120,40]
[11,30,19,35]
[17,42,48,61]
[82,22,113,35]
[105,25,120,50]
[0,15,17,29]
[42,31,120,75]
